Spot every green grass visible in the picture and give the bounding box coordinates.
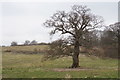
[2,52,119,78]
[0,47,2,79]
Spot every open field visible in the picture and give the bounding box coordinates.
[2,45,49,52]
[2,45,119,78]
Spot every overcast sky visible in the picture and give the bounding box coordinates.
[0,1,118,46]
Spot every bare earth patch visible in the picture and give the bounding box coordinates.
[53,67,94,72]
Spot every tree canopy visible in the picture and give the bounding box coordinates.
[44,5,104,68]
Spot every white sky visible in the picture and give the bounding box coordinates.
[0,1,119,46]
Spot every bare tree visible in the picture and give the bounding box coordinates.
[30,40,38,45]
[24,40,30,45]
[11,41,18,46]
[108,22,120,58]
[44,5,104,68]
[109,22,120,43]
[81,30,100,48]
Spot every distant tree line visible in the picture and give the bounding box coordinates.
[11,40,50,46]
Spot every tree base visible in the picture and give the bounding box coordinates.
[69,65,80,68]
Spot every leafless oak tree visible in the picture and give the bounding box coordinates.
[44,5,104,68]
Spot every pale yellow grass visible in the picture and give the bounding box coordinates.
[2,45,49,52]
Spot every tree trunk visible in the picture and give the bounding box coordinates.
[71,40,80,68]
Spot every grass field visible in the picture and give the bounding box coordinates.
[2,45,119,78]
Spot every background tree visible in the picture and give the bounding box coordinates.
[109,22,120,57]
[100,30,117,46]
[44,5,104,68]
[81,30,100,48]
[109,22,120,40]
[11,41,18,46]
[100,22,119,58]
[99,30,117,58]
[24,40,30,45]
[30,40,37,45]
